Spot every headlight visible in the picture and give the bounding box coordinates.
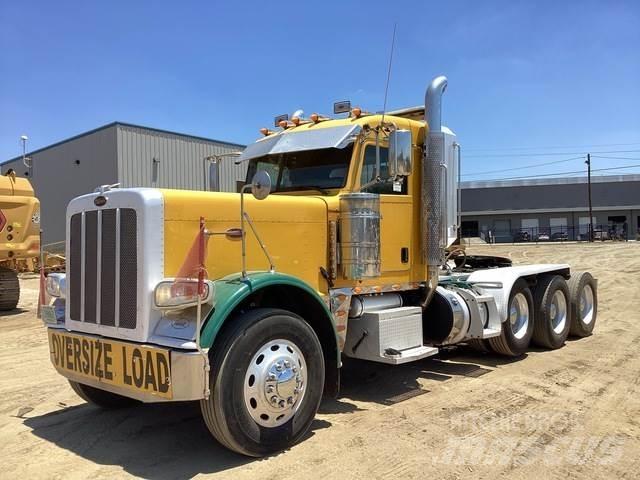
[154,279,214,310]
[45,273,66,299]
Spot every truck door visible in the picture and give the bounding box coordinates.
[359,144,412,273]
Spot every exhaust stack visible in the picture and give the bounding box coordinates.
[422,75,448,306]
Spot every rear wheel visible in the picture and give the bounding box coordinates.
[532,275,571,349]
[467,338,493,353]
[488,279,534,356]
[568,271,597,337]
[0,267,20,311]
[69,381,140,409]
[200,308,325,457]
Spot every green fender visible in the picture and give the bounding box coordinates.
[200,271,339,361]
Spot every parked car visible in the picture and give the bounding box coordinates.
[551,231,569,241]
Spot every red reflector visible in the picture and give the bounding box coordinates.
[0,210,5,232]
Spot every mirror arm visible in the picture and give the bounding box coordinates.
[243,211,276,273]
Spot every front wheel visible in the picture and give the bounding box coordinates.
[200,308,325,457]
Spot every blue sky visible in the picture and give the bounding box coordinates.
[1,0,639,180]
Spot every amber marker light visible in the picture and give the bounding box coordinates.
[352,107,362,118]
[310,113,319,123]
[291,116,301,126]
[260,127,270,136]
[278,119,288,129]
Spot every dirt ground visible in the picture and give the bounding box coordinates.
[1,242,639,480]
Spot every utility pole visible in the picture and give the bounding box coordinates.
[586,154,593,242]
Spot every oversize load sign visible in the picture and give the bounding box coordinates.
[48,330,173,399]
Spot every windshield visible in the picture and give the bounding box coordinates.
[245,146,353,193]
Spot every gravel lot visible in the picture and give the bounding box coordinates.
[1,242,639,479]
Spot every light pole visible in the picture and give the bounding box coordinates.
[20,135,28,167]
[586,154,593,242]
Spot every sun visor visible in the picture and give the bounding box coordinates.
[237,124,361,163]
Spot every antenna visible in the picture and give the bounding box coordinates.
[370,23,397,188]
[380,23,397,126]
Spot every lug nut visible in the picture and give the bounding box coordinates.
[283,360,291,368]
[268,373,276,381]
[275,363,283,372]
[278,400,286,408]
[267,385,274,394]
[271,396,278,404]
[292,366,298,373]
[287,396,294,404]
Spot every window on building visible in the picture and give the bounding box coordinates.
[521,218,539,238]
[550,217,567,234]
[579,216,597,239]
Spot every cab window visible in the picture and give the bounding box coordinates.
[360,145,407,194]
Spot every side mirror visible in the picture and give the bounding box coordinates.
[388,129,412,177]
[251,171,272,200]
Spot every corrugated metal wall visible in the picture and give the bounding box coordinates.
[1,126,119,248]
[116,125,247,192]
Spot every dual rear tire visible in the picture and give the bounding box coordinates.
[483,271,597,357]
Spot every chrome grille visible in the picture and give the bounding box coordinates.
[69,208,138,329]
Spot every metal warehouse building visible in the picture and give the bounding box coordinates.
[460,174,640,242]
[1,122,246,247]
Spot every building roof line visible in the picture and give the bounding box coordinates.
[461,173,640,189]
[463,205,640,216]
[1,121,246,165]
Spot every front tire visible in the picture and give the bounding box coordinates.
[200,308,325,457]
[532,275,571,349]
[69,381,140,409]
[488,279,534,356]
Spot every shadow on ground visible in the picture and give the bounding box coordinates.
[24,401,333,479]
[23,347,516,478]
[0,308,29,318]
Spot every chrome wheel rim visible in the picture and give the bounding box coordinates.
[509,292,530,340]
[580,284,595,325]
[244,339,307,428]
[550,290,568,334]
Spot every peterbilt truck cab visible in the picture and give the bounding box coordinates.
[43,76,598,457]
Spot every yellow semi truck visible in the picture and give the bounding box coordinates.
[43,76,598,456]
[0,172,40,311]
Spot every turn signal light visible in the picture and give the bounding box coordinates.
[352,107,362,118]
[310,113,319,123]
[278,120,288,129]
[291,116,300,126]
[259,127,270,136]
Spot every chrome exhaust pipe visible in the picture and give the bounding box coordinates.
[421,75,448,308]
